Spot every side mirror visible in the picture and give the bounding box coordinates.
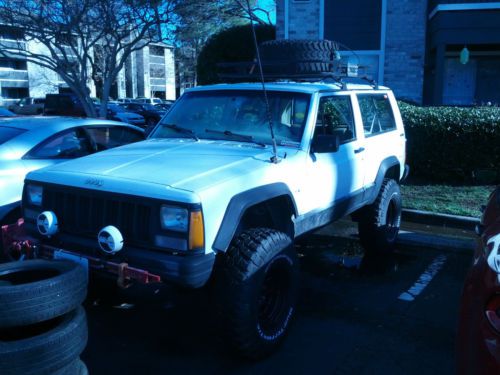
[311,134,340,153]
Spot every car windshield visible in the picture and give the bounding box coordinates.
[0,126,26,145]
[150,90,311,147]
[143,104,158,111]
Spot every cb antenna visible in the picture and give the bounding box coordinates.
[244,0,279,163]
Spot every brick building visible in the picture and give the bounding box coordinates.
[276,0,500,105]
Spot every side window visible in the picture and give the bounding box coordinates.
[358,94,396,137]
[85,127,144,151]
[28,128,92,159]
[314,95,355,144]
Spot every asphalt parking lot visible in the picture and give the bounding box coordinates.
[81,227,472,375]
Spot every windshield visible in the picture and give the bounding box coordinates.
[150,90,311,147]
[0,126,26,145]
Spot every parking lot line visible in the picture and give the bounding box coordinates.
[398,254,447,302]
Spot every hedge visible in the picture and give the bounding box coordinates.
[399,102,500,183]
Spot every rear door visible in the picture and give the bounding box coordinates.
[356,92,404,188]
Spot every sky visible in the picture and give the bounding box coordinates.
[255,0,276,24]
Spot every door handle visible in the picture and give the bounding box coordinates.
[354,147,365,154]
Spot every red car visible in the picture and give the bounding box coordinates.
[457,186,500,374]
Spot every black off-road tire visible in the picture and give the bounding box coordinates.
[0,307,88,375]
[0,260,88,328]
[214,228,299,359]
[358,179,402,253]
[259,40,336,75]
[259,39,336,62]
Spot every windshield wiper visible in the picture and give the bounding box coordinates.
[164,124,199,141]
[205,128,266,147]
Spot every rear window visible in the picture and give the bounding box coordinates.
[0,126,26,145]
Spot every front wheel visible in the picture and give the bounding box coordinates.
[214,228,299,359]
[358,178,402,253]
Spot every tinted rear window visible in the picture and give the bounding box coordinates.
[0,126,26,145]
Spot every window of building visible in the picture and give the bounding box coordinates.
[357,94,396,136]
[314,96,356,144]
[1,87,29,99]
[0,58,27,70]
[149,46,165,57]
[324,0,382,50]
[150,65,166,78]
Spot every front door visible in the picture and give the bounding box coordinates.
[303,93,365,214]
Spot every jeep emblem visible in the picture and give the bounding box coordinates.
[98,225,124,254]
[85,178,103,187]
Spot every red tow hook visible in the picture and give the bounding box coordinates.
[1,219,37,261]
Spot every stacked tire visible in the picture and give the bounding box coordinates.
[0,260,89,375]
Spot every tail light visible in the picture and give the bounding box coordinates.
[486,295,500,333]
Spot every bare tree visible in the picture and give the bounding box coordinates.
[0,0,176,117]
[174,0,273,89]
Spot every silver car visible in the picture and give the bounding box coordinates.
[0,117,144,225]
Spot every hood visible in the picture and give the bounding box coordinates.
[41,139,275,192]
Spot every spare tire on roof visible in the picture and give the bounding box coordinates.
[259,39,336,63]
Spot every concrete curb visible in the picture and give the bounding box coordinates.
[402,208,480,231]
[397,230,475,254]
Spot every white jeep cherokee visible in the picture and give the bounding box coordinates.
[22,80,408,358]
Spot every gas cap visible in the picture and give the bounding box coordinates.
[98,225,124,254]
[37,211,59,237]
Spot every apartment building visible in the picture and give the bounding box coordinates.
[276,0,500,105]
[0,25,175,106]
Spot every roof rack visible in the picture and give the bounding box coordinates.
[216,60,378,89]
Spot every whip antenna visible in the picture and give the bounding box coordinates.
[244,0,279,163]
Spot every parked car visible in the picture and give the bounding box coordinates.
[134,97,163,105]
[44,94,86,117]
[154,103,173,112]
[457,186,500,374]
[121,102,167,126]
[8,97,45,115]
[0,108,16,117]
[102,104,146,128]
[0,117,144,226]
[20,76,408,358]
[117,98,134,104]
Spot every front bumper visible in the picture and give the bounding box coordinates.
[4,220,215,289]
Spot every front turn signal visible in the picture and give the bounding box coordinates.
[189,211,204,250]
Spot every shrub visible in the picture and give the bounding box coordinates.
[197,24,275,85]
[399,102,500,183]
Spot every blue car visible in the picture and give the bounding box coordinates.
[0,117,144,225]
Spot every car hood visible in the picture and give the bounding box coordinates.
[37,139,277,192]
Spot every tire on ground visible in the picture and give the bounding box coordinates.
[0,307,88,375]
[358,178,402,253]
[214,228,299,359]
[0,259,88,328]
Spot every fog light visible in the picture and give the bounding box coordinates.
[37,211,58,237]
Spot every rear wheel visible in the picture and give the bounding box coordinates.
[358,178,402,253]
[215,228,299,359]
